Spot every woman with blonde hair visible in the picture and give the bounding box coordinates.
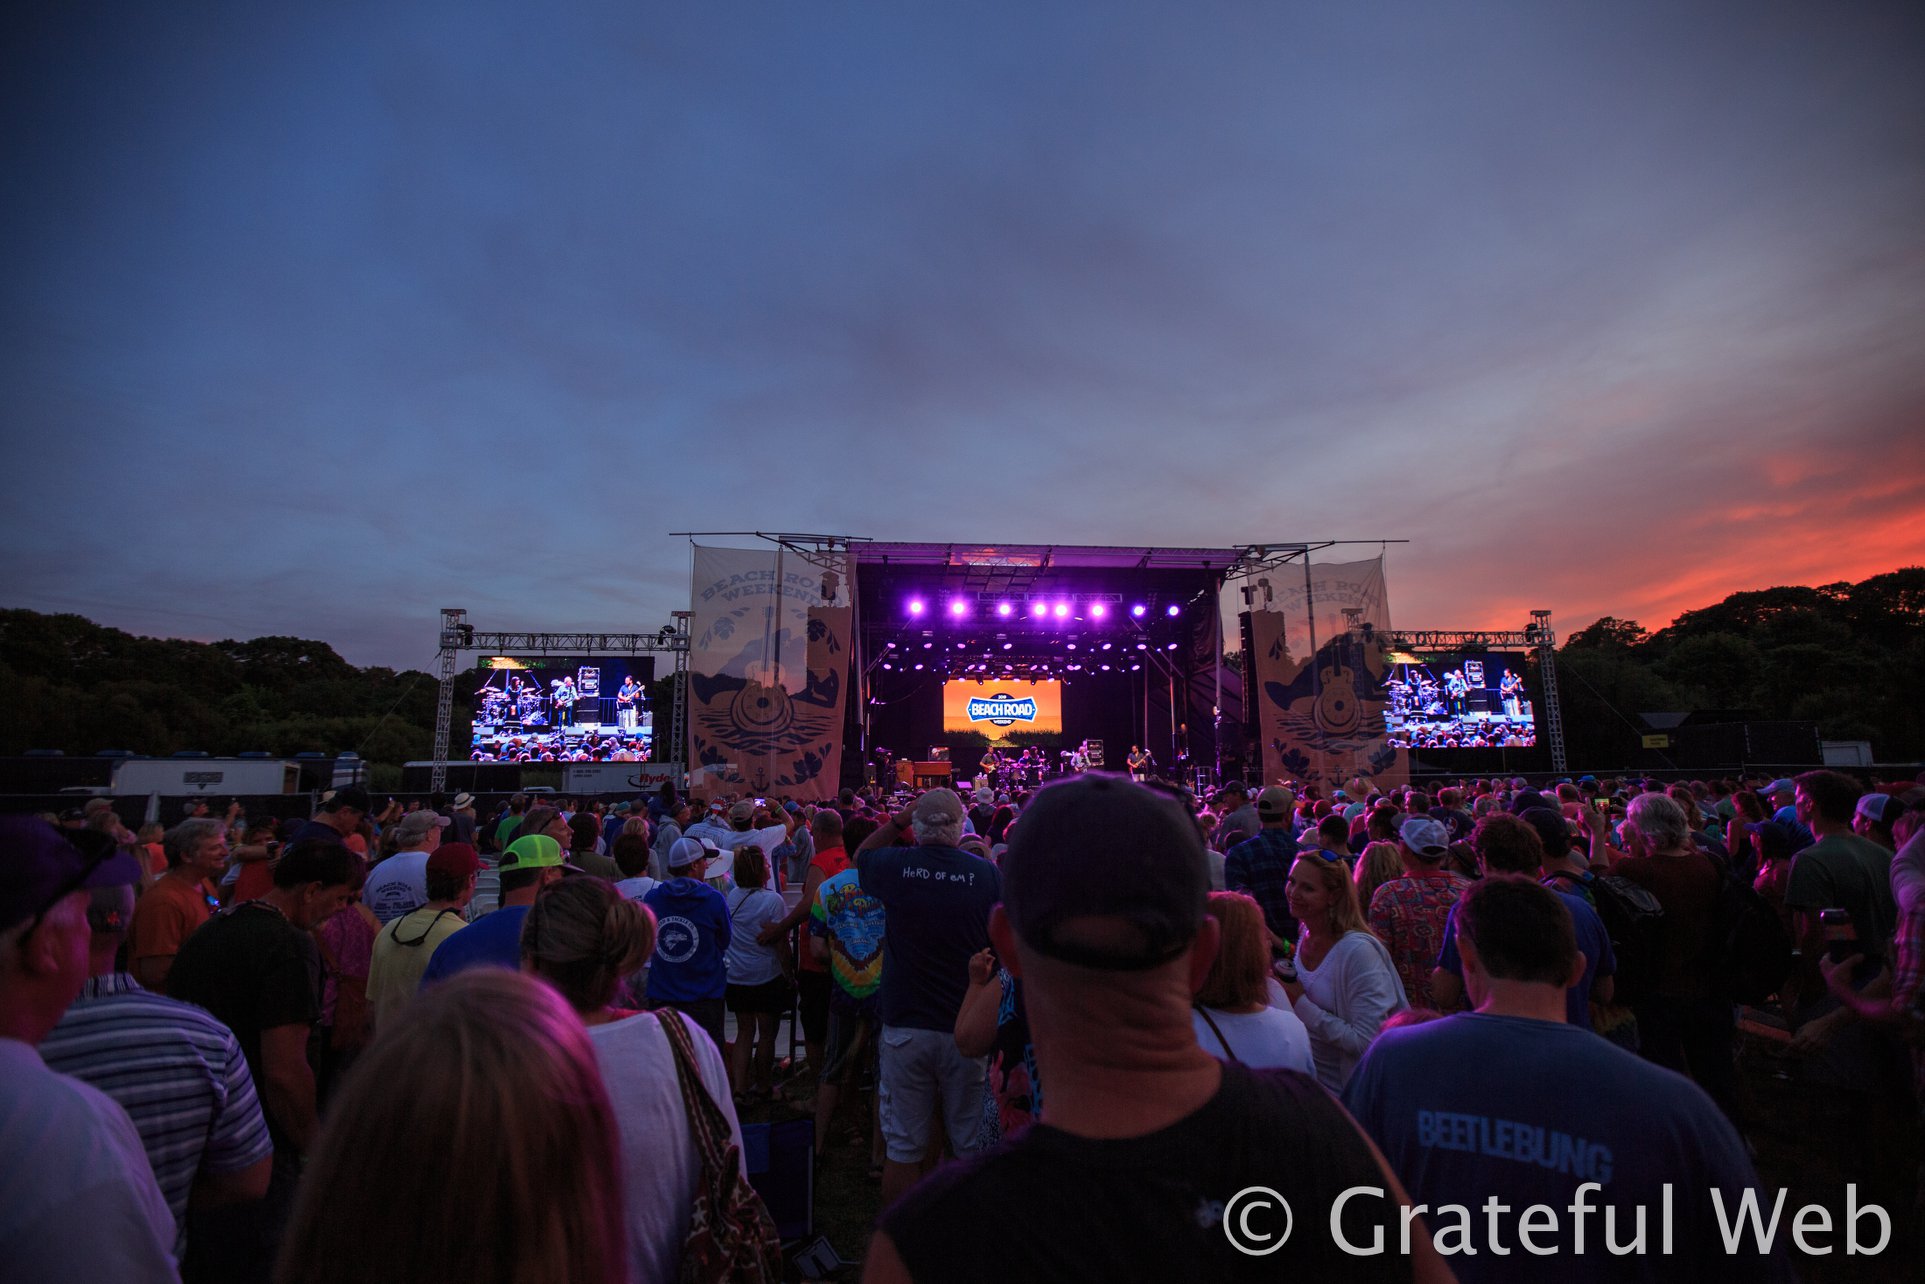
[1191,892,1313,1073]
[1277,853,1407,1090]
[1351,840,1404,911]
[521,876,761,1284]
[275,969,628,1284]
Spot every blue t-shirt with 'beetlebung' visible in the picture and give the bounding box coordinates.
[419,905,528,987]
[856,844,1000,1031]
[643,877,731,1003]
[1342,1013,1793,1283]
[1435,889,1615,1027]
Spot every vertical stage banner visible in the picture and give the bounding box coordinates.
[687,544,851,800]
[1246,556,1407,793]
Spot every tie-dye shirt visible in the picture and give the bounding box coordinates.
[813,867,885,1000]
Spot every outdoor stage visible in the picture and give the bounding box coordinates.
[852,543,1239,792]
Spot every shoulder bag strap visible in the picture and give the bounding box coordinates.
[656,1009,731,1166]
[1194,1005,1240,1063]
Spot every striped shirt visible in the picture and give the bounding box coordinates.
[38,973,273,1255]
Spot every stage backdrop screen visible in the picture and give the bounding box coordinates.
[1384,651,1537,750]
[470,655,656,762]
[943,679,1063,742]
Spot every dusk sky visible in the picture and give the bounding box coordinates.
[5,2,1922,671]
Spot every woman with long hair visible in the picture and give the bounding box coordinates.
[1351,840,1404,912]
[520,876,756,1284]
[276,970,628,1284]
[1276,853,1407,1090]
[1191,892,1313,1073]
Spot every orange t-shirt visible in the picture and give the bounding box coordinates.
[128,875,219,968]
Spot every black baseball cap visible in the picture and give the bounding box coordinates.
[1003,773,1208,971]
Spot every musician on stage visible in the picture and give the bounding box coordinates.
[1126,744,1152,782]
[1498,668,1523,718]
[1069,742,1088,773]
[1443,668,1469,717]
[551,675,578,727]
[616,674,644,730]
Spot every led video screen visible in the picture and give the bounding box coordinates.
[469,656,656,762]
[942,679,1064,742]
[1384,651,1537,750]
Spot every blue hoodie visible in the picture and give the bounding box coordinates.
[642,877,731,1002]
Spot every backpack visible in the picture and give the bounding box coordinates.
[1549,870,1665,1004]
[1706,854,1793,1006]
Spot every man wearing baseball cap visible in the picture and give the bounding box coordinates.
[1364,817,1472,1009]
[284,785,372,850]
[642,836,733,1049]
[363,808,452,923]
[0,817,178,1281]
[856,787,1001,1205]
[869,777,1440,1283]
[1224,785,1302,944]
[367,843,479,1030]
[419,834,566,987]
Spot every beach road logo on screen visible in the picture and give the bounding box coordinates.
[967,694,1039,728]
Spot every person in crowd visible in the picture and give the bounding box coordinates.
[420,834,567,985]
[857,788,1001,1205]
[1312,813,1356,863]
[439,791,478,846]
[361,809,448,922]
[867,774,1446,1284]
[1352,839,1404,911]
[283,786,370,850]
[1853,792,1904,853]
[515,804,573,855]
[40,832,273,1261]
[222,817,283,906]
[1605,793,1734,1114]
[650,798,691,880]
[0,818,180,1282]
[723,845,793,1098]
[1224,785,1302,944]
[1277,849,1407,1089]
[274,970,629,1284]
[1748,820,1798,934]
[311,855,378,1098]
[1190,891,1314,1073]
[813,825,887,1164]
[518,876,764,1284]
[491,793,528,850]
[559,813,615,879]
[366,842,476,1031]
[1434,813,1616,1029]
[129,816,229,992]
[1343,876,1795,1281]
[609,831,658,902]
[167,838,355,1281]
[1368,817,1473,1010]
[600,801,631,855]
[1762,778,1815,852]
[756,806,852,1078]
[642,836,733,1049]
[683,798,736,849]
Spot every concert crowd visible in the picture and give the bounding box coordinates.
[4,760,1922,1281]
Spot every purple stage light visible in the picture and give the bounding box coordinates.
[1166,603,1181,617]
[949,599,969,618]
[1030,601,1048,618]
[1089,602,1108,619]
[1053,601,1070,618]
[908,598,926,617]
[913,662,924,671]
[1130,663,1142,671]
[1002,642,1013,650]
[996,601,1014,618]
[1166,642,1178,650]
[1131,604,1147,617]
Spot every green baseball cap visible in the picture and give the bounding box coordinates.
[498,833,565,874]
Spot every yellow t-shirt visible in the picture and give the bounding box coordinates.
[366,907,468,1029]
